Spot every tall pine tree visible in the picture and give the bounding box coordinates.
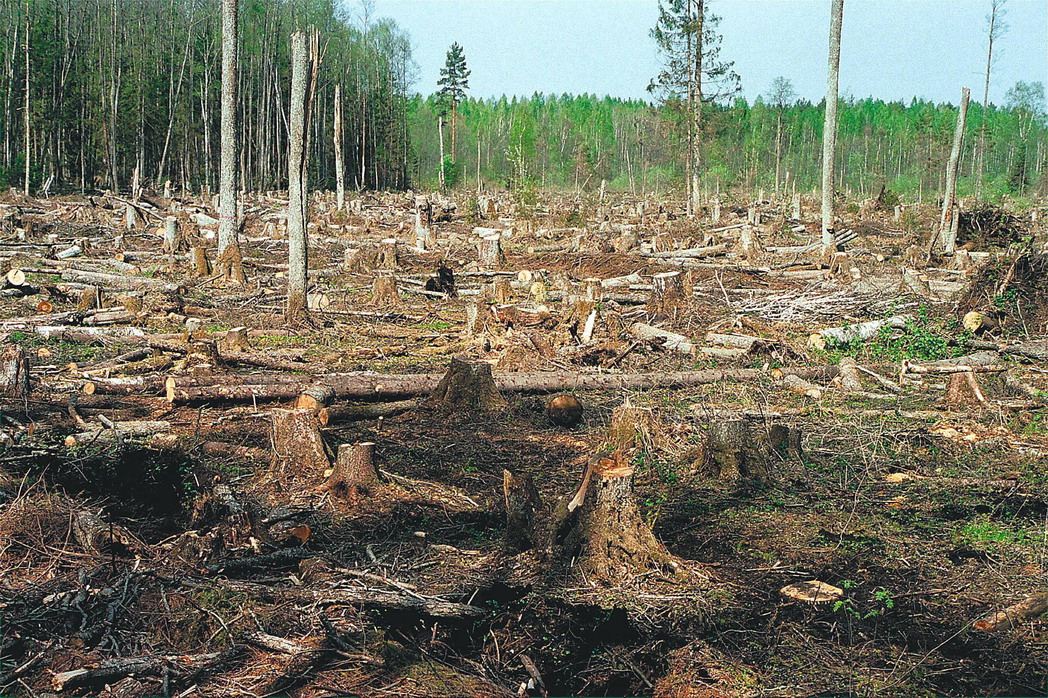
[437,42,470,165]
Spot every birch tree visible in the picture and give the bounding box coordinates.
[287,31,310,323]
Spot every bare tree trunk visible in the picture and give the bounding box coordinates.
[939,87,971,255]
[688,0,704,218]
[334,83,345,210]
[23,0,29,195]
[437,113,446,188]
[286,31,309,323]
[217,0,244,283]
[976,1,1003,201]
[821,0,844,254]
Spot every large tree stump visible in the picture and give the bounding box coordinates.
[371,272,401,307]
[503,469,542,553]
[478,234,505,267]
[379,238,399,269]
[425,357,507,412]
[192,246,212,277]
[321,442,382,498]
[0,343,30,399]
[706,419,771,482]
[556,450,675,582]
[945,370,986,406]
[270,408,330,477]
[647,271,687,319]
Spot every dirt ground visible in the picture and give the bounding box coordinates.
[1,188,1047,697]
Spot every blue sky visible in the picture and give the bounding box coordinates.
[364,0,1046,105]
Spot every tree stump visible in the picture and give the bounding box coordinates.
[215,243,247,284]
[739,225,762,264]
[706,419,771,482]
[379,238,399,269]
[945,371,986,406]
[647,271,687,319]
[270,408,330,477]
[609,400,655,451]
[77,285,103,311]
[219,326,252,354]
[176,339,222,374]
[503,469,542,553]
[0,344,30,399]
[546,394,584,428]
[478,235,505,267]
[556,450,675,582]
[163,217,180,253]
[425,357,507,412]
[371,272,400,307]
[192,246,212,277]
[838,357,863,392]
[530,281,549,305]
[321,442,382,498]
[492,279,513,304]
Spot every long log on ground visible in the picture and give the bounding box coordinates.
[52,652,226,691]
[60,268,183,293]
[167,366,841,405]
[808,316,911,350]
[195,577,486,619]
[974,592,1048,632]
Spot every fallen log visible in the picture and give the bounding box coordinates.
[166,366,842,405]
[808,316,911,351]
[974,592,1048,632]
[52,652,226,692]
[60,268,182,293]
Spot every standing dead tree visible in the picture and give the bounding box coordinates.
[821,0,845,256]
[938,87,971,255]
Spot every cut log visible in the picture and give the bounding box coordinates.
[974,592,1048,632]
[321,442,383,498]
[503,469,542,553]
[61,268,182,293]
[630,322,695,355]
[52,652,225,692]
[808,316,910,351]
[270,408,330,478]
[425,357,507,412]
[838,357,863,392]
[5,268,25,287]
[546,394,584,428]
[296,385,336,413]
[781,373,822,399]
[318,399,420,425]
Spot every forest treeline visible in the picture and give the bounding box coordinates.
[1,0,1044,202]
[408,90,1047,202]
[0,0,412,194]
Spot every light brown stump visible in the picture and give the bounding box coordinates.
[945,371,987,406]
[77,286,102,311]
[270,408,330,477]
[379,238,398,269]
[557,451,675,582]
[478,235,505,267]
[647,271,687,320]
[192,246,212,277]
[707,419,771,482]
[425,357,507,412]
[218,326,252,354]
[321,442,382,498]
[371,272,400,307]
[492,279,513,304]
[609,400,655,451]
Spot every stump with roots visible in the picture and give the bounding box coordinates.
[175,339,222,374]
[371,272,401,307]
[270,408,331,478]
[215,244,247,284]
[706,419,772,482]
[609,400,655,452]
[192,246,212,277]
[425,357,507,412]
[554,450,676,582]
[379,238,399,269]
[647,271,687,319]
[321,442,384,499]
[503,469,542,553]
[218,326,252,354]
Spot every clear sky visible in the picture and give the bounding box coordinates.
[364,0,1047,106]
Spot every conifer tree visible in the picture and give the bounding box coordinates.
[437,42,470,164]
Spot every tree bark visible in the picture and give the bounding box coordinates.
[270,407,329,478]
[286,31,310,323]
[821,0,845,254]
[321,442,382,498]
[425,356,507,412]
[333,83,345,210]
[939,87,971,254]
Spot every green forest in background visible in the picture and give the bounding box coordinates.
[1,0,1044,203]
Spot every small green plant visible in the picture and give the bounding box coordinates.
[833,581,895,619]
[956,515,1030,548]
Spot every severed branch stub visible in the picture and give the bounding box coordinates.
[425,356,507,412]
